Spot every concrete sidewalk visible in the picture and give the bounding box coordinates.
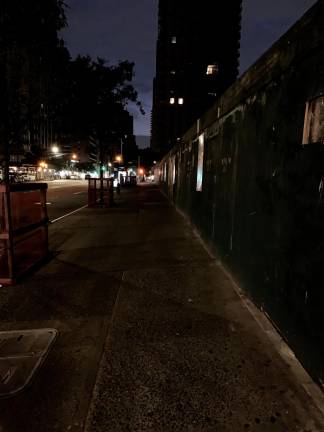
[0,184,323,431]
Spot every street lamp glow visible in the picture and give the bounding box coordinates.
[52,145,59,154]
[72,153,77,160]
[115,155,122,163]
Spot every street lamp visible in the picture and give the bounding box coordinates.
[51,145,59,154]
[38,161,48,179]
[39,161,47,168]
[115,155,122,163]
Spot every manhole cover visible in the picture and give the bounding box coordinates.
[0,328,58,398]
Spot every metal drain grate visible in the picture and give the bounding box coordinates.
[0,328,58,398]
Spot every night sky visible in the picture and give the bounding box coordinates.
[62,0,317,142]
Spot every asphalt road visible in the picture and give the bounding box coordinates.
[45,179,88,222]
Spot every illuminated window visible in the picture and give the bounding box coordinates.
[172,158,176,184]
[169,97,175,105]
[178,97,184,105]
[196,134,204,191]
[171,36,177,44]
[206,64,219,75]
[302,95,324,144]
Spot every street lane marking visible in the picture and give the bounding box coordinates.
[34,202,52,205]
[73,191,85,195]
[50,204,88,224]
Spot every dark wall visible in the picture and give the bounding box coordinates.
[159,1,324,384]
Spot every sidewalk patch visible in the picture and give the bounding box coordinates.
[0,328,58,398]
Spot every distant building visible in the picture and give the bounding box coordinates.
[86,109,137,166]
[136,135,151,149]
[120,111,137,163]
[108,109,137,163]
[151,0,242,155]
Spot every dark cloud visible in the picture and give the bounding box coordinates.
[62,0,317,137]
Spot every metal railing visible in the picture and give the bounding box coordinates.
[88,178,114,207]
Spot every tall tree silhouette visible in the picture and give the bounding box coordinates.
[61,56,144,172]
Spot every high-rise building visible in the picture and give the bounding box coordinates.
[151,0,242,155]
